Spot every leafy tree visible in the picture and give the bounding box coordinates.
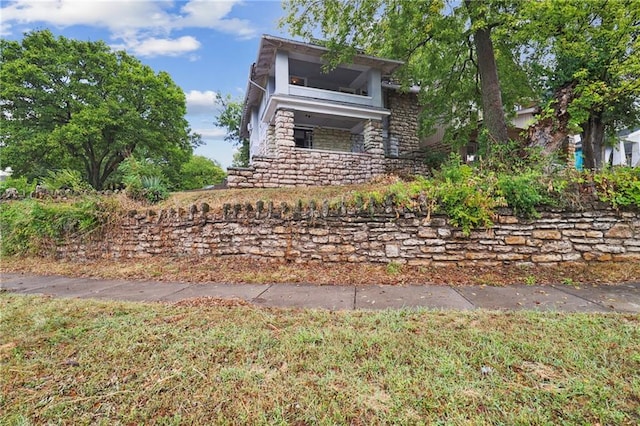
[281,0,534,148]
[213,93,249,167]
[0,30,198,189]
[177,155,226,190]
[517,0,640,169]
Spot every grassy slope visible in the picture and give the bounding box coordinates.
[1,294,639,425]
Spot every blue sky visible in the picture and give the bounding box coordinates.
[0,0,290,169]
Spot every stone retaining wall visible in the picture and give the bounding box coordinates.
[58,203,640,266]
[227,149,386,188]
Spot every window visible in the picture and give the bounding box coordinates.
[294,128,313,149]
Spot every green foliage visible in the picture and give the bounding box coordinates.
[177,155,226,190]
[0,198,108,256]
[433,157,505,235]
[214,93,249,167]
[497,172,545,218]
[0,175,36,196]
[41,169,93,192]
[0,30,196,189]
[386,261,402,275]
[118,157,169,204]
[282,0,535,149]
[593,167,640,209]
[518,0,640,168]
[140,176,169,204]
[422,150,448,171]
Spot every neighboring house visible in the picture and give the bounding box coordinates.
[0,167,12,182]
[609,128,640,168]
[227,35,428,188]
[420,106,539,163]
[567,129,639,170]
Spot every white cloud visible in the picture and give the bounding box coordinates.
[114,36,201,57]
[1,0,257,57]
[1,1,171,32]
[194,128,227,138]
[185,90,219,115]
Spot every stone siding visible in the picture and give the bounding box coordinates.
[313,128,352,152]
[387,91,421,156]
[229,110,386,188]
[58,204,640,267]
[384,157,432,177]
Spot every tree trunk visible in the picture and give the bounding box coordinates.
[88,162,102,190]
[581,113,605,170]
[470,18,510,144]
[527,82,576,160]
[474,27,509,144]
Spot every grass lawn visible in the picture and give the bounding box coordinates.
[1,293,638,425]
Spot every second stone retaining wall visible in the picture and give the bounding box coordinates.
[57,203,640,266]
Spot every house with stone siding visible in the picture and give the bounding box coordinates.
[227,35,428,188]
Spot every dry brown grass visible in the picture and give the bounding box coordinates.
[2,255,638,286]
[158,180,397,214]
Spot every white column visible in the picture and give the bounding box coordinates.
[367,69,382,107]
[274,50,289,95]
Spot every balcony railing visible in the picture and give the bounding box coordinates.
[288,85,378,107]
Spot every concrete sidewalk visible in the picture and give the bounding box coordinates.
[1,272,639,313]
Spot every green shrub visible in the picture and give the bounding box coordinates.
[433,156,505,235]
[497,171,545,218]
[41,169,93,192]
[140,176,169,204]
[592,166,640,208]
[0,175,36,196]
[0,198,109,256]
[118,157,169,204]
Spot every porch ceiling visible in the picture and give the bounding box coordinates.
[293,111,363,131]
[263,94,390,130]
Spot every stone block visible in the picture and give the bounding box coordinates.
[562,253,582,261]
[432,254,465,261]
[496,253,526,261]
[562,230,586,237]
[498,215,519,224]
[540,241,573,253]
[612,253,640,261]
[465,252,496,260]
[585,231,604,238]
[531,254,563,262]
[594,244,625,254]
[385,244,400,258]
[504,236,526,245]
[532,230,562,240]
[605,224,634,239]
[402,239,423,246]
[417,227,438,238]
[309,228,329,236]
[420,246,446,254]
